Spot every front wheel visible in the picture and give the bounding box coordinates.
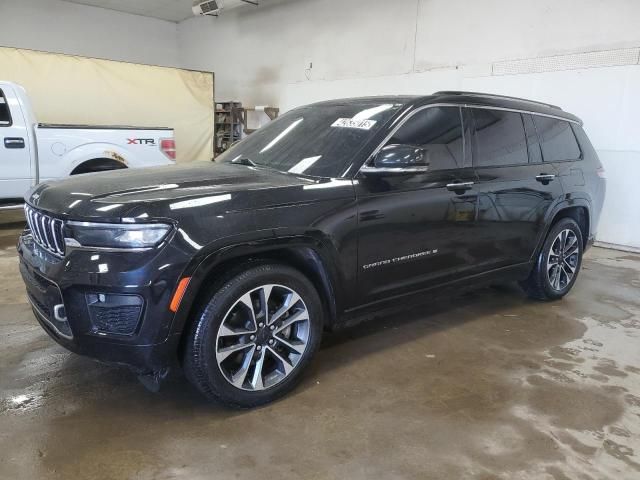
[520,218,584,301]
[184,263,323,408]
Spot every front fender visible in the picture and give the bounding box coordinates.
[169,230,346,338]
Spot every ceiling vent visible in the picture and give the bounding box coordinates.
[193,0,224,16]
[193,0,259,17]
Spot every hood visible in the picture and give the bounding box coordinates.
[26,162,351,221]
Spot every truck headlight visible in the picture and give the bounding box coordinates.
[65,222,172,250]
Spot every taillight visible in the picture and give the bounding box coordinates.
[596,166,606,179]
[160,138,176,161]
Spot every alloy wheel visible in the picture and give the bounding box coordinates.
[547,229,579,291]
[215,284,311,391]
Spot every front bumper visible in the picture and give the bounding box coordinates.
[17,232,191,373]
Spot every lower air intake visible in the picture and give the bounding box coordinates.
[86,293,144,336]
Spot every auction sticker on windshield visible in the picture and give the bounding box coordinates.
[331,118,377,130]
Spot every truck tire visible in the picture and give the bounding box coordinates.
[520,218,583,301]
[184,263,323,408]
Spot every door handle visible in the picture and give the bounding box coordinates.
[4,137,25,149]
[535,174,556,184]
[446,181,474,194]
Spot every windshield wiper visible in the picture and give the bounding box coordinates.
[231,157,258,167]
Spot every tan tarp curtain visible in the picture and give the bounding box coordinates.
[0,47,213,163]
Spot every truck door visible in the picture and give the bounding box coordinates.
[0,86,33,200]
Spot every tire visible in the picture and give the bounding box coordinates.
[520,218,583,301]
[184,263,323,408]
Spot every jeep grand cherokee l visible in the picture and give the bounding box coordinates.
[18,91,605,408]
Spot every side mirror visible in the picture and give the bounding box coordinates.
[360,144,429,176]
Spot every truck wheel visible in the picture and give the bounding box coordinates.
[520,218,583,301]
[184,263,323,408]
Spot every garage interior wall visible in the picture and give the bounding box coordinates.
[177,0,640,251]
[0,0,180,67]
[0,47,214,163]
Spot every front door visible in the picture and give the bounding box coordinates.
[0,86,32,200]
[354,106,478,305]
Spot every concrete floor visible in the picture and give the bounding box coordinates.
[1,224,639,480]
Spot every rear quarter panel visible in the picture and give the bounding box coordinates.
[36,128,175,180]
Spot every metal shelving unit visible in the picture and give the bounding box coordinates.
[214,101,242,157]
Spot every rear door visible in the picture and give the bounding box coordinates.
[531,114,584,195]
[0,86,32,199]
[468,108,563,270]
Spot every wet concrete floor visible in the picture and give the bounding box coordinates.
[0,224,639,479]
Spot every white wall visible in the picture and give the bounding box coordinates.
[178,0,640,105]
[178,0,640,249]
[0,0,179,67]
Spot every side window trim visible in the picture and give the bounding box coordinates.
[522,113,543,164]
[568,123,584,161]
[0,88,13,128]
[461,106,473,169]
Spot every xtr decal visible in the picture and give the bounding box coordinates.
[127,138,156,145]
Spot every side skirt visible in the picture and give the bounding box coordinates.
[334,261,533,330]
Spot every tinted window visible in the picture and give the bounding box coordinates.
[387,106,464,171]
[472,109,528,167]
[0,89,11,126]
[533,116,581,162]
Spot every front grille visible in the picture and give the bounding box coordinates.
[24,204,65,257]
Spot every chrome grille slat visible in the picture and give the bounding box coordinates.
[40,214,52,250]
[24,205,65,257]
[34,211,43,244]
[52,219,64,253]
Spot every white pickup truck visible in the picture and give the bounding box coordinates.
[0,81,176,202]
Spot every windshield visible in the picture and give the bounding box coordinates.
[216,101,403,177]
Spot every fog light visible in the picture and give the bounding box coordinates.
[86,293,144,336]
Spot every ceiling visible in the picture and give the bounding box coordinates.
[65,0,256,23]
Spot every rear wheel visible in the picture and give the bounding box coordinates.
[520,218,583,300]
[184,263,323,408]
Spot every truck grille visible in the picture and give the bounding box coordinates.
[24,205,65,257]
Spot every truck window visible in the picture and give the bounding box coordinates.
[387,106,464,171]
[471,108,528,167]
[533,116,581,162]
[0,89,11,126]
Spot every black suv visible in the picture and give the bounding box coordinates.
[18,91,605,407]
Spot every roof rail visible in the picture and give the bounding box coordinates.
[433,91,562,110]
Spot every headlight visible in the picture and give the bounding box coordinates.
[65,222,172,250]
